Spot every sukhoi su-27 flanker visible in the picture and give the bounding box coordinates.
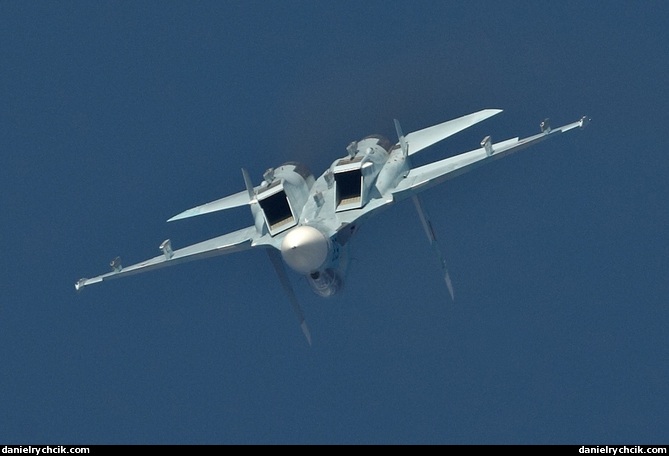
[76,109,589,344]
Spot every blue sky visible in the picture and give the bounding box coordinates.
[1,1,668,444]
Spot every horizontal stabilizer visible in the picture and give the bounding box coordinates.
[393,115,589,199]
[168,190,250,222]
[404,108,502,155]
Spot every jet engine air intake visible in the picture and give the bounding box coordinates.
[333,135,391,212]
[256,162,315,236]
[334,164,363,209]
[258,181,296,234]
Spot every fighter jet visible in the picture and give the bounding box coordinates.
[76,109,589,344]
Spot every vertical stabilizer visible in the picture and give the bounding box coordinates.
[241,168,255,199]
[394,119,409,157]
[412,194,455,300]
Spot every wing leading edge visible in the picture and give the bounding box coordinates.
[75,225,259,290]
[334,115,588,234]
[393,116,590,199]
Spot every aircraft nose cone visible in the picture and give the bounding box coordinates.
[280,226,330,274]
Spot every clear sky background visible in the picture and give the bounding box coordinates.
[1,1,668,444]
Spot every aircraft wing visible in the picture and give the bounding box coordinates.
[393,116,589,199]
[75,225,259,290]
[334,116,588,234]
